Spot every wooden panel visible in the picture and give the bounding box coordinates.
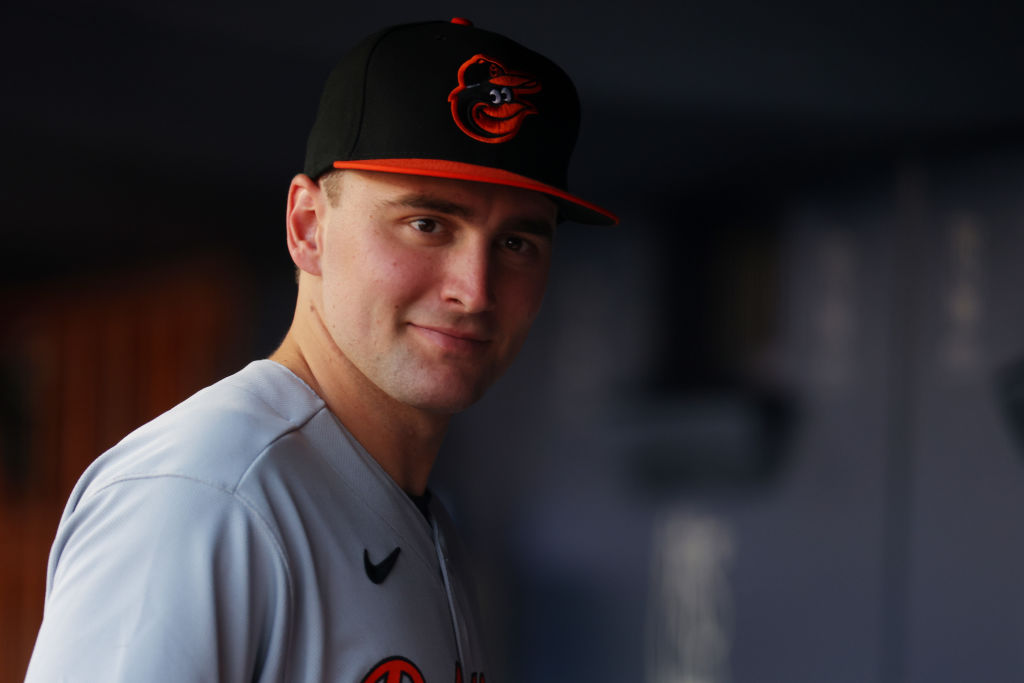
[0,255,251,681]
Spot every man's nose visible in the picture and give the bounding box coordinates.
[440,242,495,313]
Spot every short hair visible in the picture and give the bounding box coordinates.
[318,169,345,207]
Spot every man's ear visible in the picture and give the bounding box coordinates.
[285,174,325,276]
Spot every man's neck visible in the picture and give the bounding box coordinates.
[270,322,448,497]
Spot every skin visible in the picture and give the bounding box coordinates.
[271,170,556,495]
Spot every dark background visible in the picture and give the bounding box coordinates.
[4,2,1024,681]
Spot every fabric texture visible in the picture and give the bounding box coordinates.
[26,360,487,682]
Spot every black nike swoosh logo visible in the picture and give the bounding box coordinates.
[364,547,401,584]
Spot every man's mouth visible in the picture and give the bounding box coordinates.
[409,323,492,353]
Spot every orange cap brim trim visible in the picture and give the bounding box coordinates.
[331,158,618,225]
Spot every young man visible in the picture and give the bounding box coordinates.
[26,18,616,683]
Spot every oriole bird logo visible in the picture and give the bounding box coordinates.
[448,54,541,143]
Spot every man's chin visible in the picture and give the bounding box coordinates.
[401,374,495,415]
[409,390,486,416]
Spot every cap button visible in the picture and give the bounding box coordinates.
[450,17,473,26]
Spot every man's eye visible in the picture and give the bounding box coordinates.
[489,88,502,104]
[502,236,528,252]
[411,219,438,233]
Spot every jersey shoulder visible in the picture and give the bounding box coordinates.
[72,360,328,502]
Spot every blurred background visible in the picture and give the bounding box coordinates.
[4,1,1024,681]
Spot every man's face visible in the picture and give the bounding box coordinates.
[311,170,556,415]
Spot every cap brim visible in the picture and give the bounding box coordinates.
[331,158,618,226]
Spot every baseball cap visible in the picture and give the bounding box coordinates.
[304,18,618,226]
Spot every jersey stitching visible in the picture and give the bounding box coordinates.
[85,472,296,678]
[326,457,443,581]
[65,368,323,679]
[228,376,323,433]
[248,402,443,582]
[232,399,326,492]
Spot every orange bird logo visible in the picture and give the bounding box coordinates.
[448,54,541,143]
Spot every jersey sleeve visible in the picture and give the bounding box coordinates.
[25,475,292,682]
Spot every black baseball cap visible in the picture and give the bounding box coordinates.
[304,18,618,226]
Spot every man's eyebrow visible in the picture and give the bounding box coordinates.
[503,217,556,239]
[379,193,473,218]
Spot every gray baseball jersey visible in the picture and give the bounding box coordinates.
[25,360,488,682]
